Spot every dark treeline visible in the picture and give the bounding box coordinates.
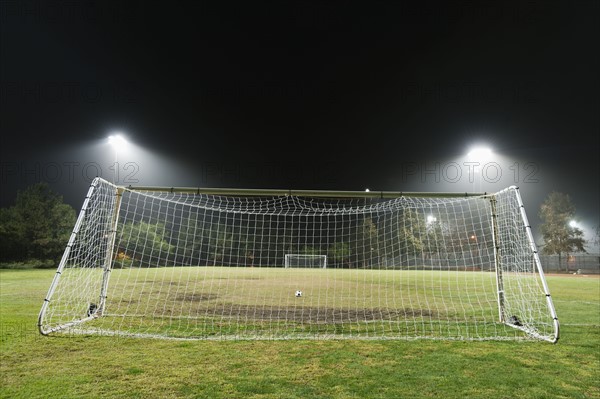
[0,183,75,267]
[113,204,492,269]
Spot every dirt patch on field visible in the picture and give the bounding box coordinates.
[175,293,219,302]
[198,304,434,323]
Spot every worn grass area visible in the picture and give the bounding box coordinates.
[1,269,599,399]
[40,267,553,340]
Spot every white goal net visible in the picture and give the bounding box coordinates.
[285,254,327,268]
[38,178,559,342]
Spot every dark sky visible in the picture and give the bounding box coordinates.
[1,1,598,246]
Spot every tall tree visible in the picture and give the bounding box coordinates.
[398,210,426,261]
[539,192,586,271]
[327,241,351,268]
[424,219,446,257]
[0,207,26,261]
[355,217,380,268]
[117,221,175,267]
[0,183,75,265]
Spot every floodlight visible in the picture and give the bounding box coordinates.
[467,147,492,159]
[108,134,127,147]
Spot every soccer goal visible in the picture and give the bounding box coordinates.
[285,254,327,268]
[38,178,559,342]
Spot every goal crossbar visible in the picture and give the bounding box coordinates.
[123,185,487,198]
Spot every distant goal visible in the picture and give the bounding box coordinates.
[285,254,327,268]
[38,178,559,342]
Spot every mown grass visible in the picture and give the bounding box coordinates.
[1,269,599,399]
[40,267,554,340]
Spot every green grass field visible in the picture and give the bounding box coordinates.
[1,269,599,398]
[40,267,558,341]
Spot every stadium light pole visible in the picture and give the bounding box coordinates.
[466,146,493,192]
[108,134,127,184]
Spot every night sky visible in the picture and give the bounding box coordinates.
[1,1,598,247]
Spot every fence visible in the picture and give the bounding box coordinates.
[540,254,600,274]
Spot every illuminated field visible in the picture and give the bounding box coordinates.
[1,269,598,399]
[54,266,539,340]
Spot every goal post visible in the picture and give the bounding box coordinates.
[39,178,559,342]
[285,254,327,268]
[38,178,120,335]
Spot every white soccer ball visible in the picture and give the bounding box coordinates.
[295,290,303,297]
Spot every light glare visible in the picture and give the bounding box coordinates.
[467,146,492,158]
[108,134,127,147]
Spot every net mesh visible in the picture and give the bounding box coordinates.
[39,179,557,341]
